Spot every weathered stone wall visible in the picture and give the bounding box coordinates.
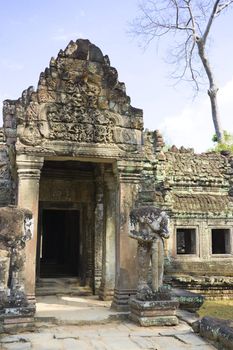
[0,128,15,206]
[140,131,233,297]
[1,39,144,304]
[1,38,232,301]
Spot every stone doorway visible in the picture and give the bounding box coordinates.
[39,209,80,278]
[34,159,116,299]
[36,204,90,296]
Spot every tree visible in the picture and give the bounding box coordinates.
[131,0,233,142]
[212,131,233,152]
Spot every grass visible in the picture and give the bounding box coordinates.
[197,299,233,320]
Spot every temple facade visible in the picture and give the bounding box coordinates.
[0,39,232,309]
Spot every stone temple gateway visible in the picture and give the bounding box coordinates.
[0,39,233,314]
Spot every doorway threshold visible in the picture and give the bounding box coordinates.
[36,277,92,297]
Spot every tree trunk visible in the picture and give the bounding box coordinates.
[208,86,223,142]
[196,38,223,142]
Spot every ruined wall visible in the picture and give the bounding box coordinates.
[139,131,233,297]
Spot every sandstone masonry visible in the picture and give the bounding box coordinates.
[0,39,232,312]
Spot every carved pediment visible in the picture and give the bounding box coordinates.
[4,39,143,153]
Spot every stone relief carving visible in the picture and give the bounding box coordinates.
[129,206,170,301]
[0,145,15,206]
[0,206,33,311]
[3,39,143,151]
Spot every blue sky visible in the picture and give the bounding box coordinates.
[0,0,233,152]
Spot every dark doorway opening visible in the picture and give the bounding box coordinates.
[212,229,231,254]
[40,209,80,277]
[176,228,196,254]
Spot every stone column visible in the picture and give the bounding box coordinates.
[16,154,44,303]
[94,165,104,293]
[112,160,142,310]
[99,170,116,300]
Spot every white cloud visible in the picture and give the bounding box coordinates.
[158,78,233,153]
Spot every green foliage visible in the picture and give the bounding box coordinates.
[211,131,233,153]
[212,134,218,143]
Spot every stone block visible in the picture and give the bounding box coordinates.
[89,44,104,63]
[3,322,35,334]
[130,313,178,327]
[200,316,233,349]
[129,298,179,326]
[172,288,204,312]
[74,39,89,60]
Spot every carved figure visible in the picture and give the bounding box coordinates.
[0,206,33,309]
[3,39,143,150]
[129,206,169,300]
